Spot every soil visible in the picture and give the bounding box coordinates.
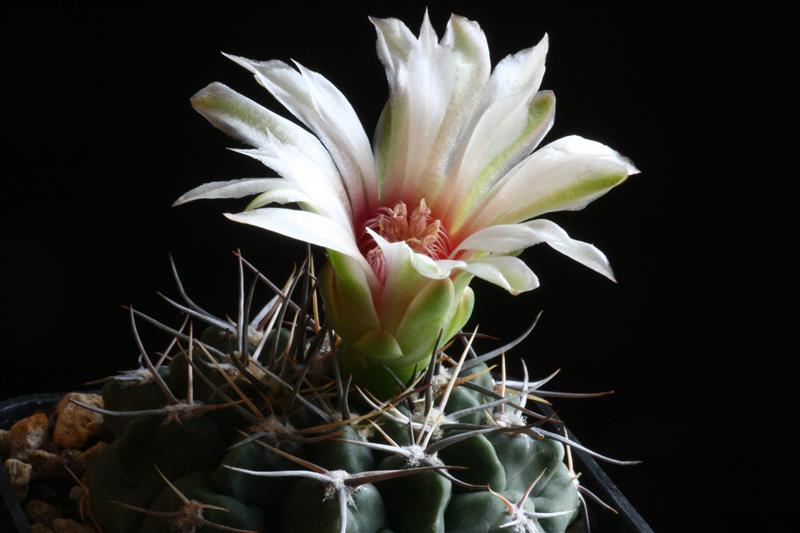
[1,393,106,532]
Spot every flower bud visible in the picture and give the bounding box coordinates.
[320,251,473,392]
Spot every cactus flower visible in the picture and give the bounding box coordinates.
[177,13,638,385]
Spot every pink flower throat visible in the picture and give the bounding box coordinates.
[359,199,450,281]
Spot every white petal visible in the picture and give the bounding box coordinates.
[191,82,351,226]
[191,82,334,172]
[370,16,416,80]
[414,257,468,280]
[523,219,615,281]
[245,188,316,211]
[173,178,290,206]
[224,55,376,214]
[455,219,615,281]
[455,224,543,255]
[365,228,466,281]
[234,145,352,230]
[365,228,434,332]
[465,135,638,231]
[448,91,555,227]
[372,13,458,201]
[422,15,491,204]
[225,208,369,273]
[486,34,549,103]
[464,256,539,295]
[444,36,552,225]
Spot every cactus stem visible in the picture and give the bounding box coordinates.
[69,398,242,423]
[425,424,527,454]
[520,468,548,504]
[154,465,194,506]
[251,435,330,474]
[87,253,621,532]
[112,489,255,533]
[344,464,462,485]
[487,486,516,515]
[491,474,576,533]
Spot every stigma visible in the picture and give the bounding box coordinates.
[361,199,450,280]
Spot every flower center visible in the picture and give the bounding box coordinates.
[360,199,450,280]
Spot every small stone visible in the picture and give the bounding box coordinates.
[52,518,95,533]
[68,484,87,503]
[4,458,32,500]
[27,449,62,475]
[24,499,62,527]
[31,524,55,533]
[9,412,50,460]
[59,448,85,477]
[53,394,105,449]
[0,428,10,455]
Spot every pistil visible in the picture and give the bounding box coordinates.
[360,199,450,281]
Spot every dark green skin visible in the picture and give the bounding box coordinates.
[88,354,578,532]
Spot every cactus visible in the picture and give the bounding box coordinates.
[74,11,638,533]
[74,255,634,533]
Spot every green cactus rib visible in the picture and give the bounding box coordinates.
[80,253,635,533]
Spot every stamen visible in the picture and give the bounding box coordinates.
[360,199,450,281]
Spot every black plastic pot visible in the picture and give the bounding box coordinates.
[1,393,652,533]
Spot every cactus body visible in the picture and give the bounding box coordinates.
[82,261,602,533]
[88,347,580,533]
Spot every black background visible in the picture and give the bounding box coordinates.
[1,3,786,531]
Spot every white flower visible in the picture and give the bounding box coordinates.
[177,13,638,381]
